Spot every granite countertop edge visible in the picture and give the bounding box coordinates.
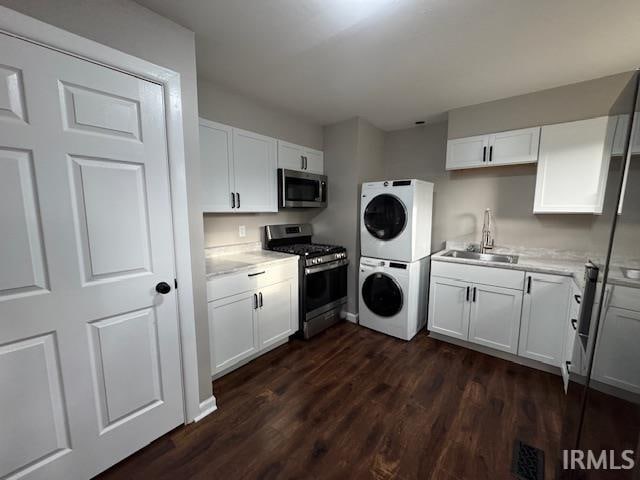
[432,248,640,290]
[431,249,586,288]
[205,250,298,279]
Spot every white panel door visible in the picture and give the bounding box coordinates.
[258,279,294,349]
[209,291,258,373]
[519,272,570,366]
[533,117,615,214]
[427,276,471,340]
[0,33,183,480]
[277,140,305,171]
[445,134,489,170]
[592,307,640,395]
[199,119,234,212]
[303,147,324,174]
[232,128,277,212]
[468,284,523,354]
[488,126,540,166]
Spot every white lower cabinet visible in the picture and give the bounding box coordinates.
[468,284,523,354]
[258,280,296,349]
[561,283,582,392]
[207,260,298,376]
[428,271,522,354]
[208,292,259,372]
[519,272,571,366]
[429,261,576,372]
[428,277,471,340]
[592,307,640,393]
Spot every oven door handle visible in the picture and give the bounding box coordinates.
[305,259,349,275]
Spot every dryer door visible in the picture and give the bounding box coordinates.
[363,194,407,240]
[361,272,404,317]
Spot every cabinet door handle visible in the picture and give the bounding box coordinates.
[231,192,235,208]
[259,292,263,308]
[489,145,493,162]
[473,287,477,302]
[236,192,240,208]
[248,271,266,277]
[253,293,258,309]
[574,294,581,305]
[482,146,487,162]
[527,276,532,294]
[566,360,571,371]
[301,155,305,169]
[571,318,577,330]
[466,286,470,302]
[304,156,308,170]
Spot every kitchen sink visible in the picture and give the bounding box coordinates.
[442,250,519,264]
[621,267,640,280]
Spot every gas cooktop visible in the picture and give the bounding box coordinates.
[271,243,345,257]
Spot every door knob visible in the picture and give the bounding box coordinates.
[155,282,171,294]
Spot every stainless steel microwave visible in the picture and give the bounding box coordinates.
[278,169,327,208]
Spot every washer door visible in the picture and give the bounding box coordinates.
[363,194,407,240]
[361,272,403,317]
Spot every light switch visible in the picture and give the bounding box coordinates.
[239,225,246,237]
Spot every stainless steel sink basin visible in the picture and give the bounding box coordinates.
[621,267,640,280]
[442,250,519,264]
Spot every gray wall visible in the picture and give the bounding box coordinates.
[198,79,324,247]
[314,118,386,314]
[385,72,637,253]
[448,71,635,138]
[0,0,213,402]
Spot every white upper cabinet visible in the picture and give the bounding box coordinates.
[277,140,324,174]
[446,134,488,170]
[199,120,234,212]
[487,127,540,166]
[533,116,615,214]
[612,114,640,157]
[232,128,277,212]
[446,127,540,170]
[199,118,277,213]
[304,147,324,174]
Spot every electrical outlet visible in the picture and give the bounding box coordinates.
[239,225,246,238]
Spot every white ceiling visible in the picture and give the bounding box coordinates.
[136,0,640,130]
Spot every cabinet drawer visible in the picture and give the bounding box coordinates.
[431,261,525,290]
[207,260,298,301]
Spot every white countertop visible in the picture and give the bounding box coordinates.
[205,242,297,279]
[432,243,589,289]
[432,242,640,290]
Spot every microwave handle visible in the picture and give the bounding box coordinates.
[318,180,326,202]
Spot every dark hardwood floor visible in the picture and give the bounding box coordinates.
[97,322,564,480]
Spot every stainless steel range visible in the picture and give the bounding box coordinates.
[264,224,348,339]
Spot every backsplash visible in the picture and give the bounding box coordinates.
[203,210,322,247]
[204,241,262,257]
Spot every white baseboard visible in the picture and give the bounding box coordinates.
[192,395,217,423]
[344,311,359,324]
[429,332,561,376]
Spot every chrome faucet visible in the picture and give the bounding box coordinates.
[481,208,495,253]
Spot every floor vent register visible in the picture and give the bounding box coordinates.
[511,440,544,480]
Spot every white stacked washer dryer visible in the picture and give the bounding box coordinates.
[359,179,434,340]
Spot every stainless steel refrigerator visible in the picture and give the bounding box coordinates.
[559,70,640,479]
